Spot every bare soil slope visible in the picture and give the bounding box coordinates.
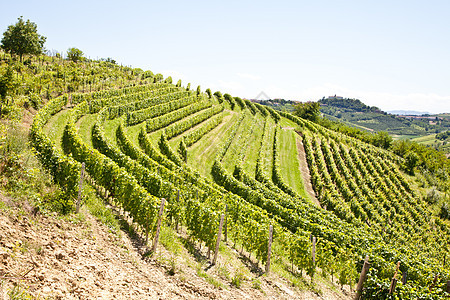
[0,197,351,299]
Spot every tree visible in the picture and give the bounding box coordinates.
[371,131,393,149]
[1,17,46,62]
[67,47,84,62]
[294,101,320,122]
[404,151,419,175]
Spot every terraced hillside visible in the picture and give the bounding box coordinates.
[32,80,450,298]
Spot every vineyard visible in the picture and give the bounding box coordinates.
[31,75,450,298]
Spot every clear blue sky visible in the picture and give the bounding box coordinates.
[2,0,450,113]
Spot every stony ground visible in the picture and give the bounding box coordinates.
[0,196,353,300]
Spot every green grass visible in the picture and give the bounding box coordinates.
[277,117,310,200]
[278,128,309,199]
[257,117,276,179]
[82,184,120,233]
[241,113,265,177]
[76,114,97,148]
[43,109,71,149]
[148,130,163,148]
[188,111,239,179]
[125,123,145,147]
[169,110,232,149]
[103,118,123,146]
[412,134,437,145]
[222,113,254,173]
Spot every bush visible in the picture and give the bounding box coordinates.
[426,187,441,204]
[42,189,75,215]
[440,202,449,220]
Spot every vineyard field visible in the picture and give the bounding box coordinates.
[35,78,450,299]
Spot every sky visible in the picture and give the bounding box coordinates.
[2,0,450,113]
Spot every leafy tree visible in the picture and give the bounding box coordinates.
[1,17,46,62]
[404,151,419,175]
[165,76,172,84]
[67,47,84,62]
[294,101,320,122]
[196,85,201,96]
[176,79,182,87]
[371,131,392,149]
[186,83,191,91]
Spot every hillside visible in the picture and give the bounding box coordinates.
[318,97,450,138]
[1,51,450,299]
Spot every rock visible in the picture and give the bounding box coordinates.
[55,250,66,260]
[0,250,9,261]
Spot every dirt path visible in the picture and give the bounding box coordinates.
[296,138,321,207]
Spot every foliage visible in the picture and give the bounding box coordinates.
[294,101,320,122]
[26,50,450,299]
[371,131,393,149]
[436,130,450,140]
[1,17,46,61]
[440,201,449,220]
[67,47,84,62]
[205,88,212,98]
[403,151,419,175]
[223,93,236,110]
[0,64,16,102]
[213,91,223,103]
[178,138,187,163]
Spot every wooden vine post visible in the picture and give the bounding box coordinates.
[429,274,439,291]
[152,198,166,254]
[224,203,228,243]
[213,214,225,265]
[354,255,370,300]
[312,236,316,265]
[76,162,85,214]
[389,261,401,295]
[265,225,274,274]
[176,190,180,233]
[446,280,450,293]
[402,269,407,285]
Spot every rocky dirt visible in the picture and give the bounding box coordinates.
[0,198,352,299]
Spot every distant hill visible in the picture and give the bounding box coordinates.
[257,97,450,139]
[318,97,450,138]
[388,110,430,116]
